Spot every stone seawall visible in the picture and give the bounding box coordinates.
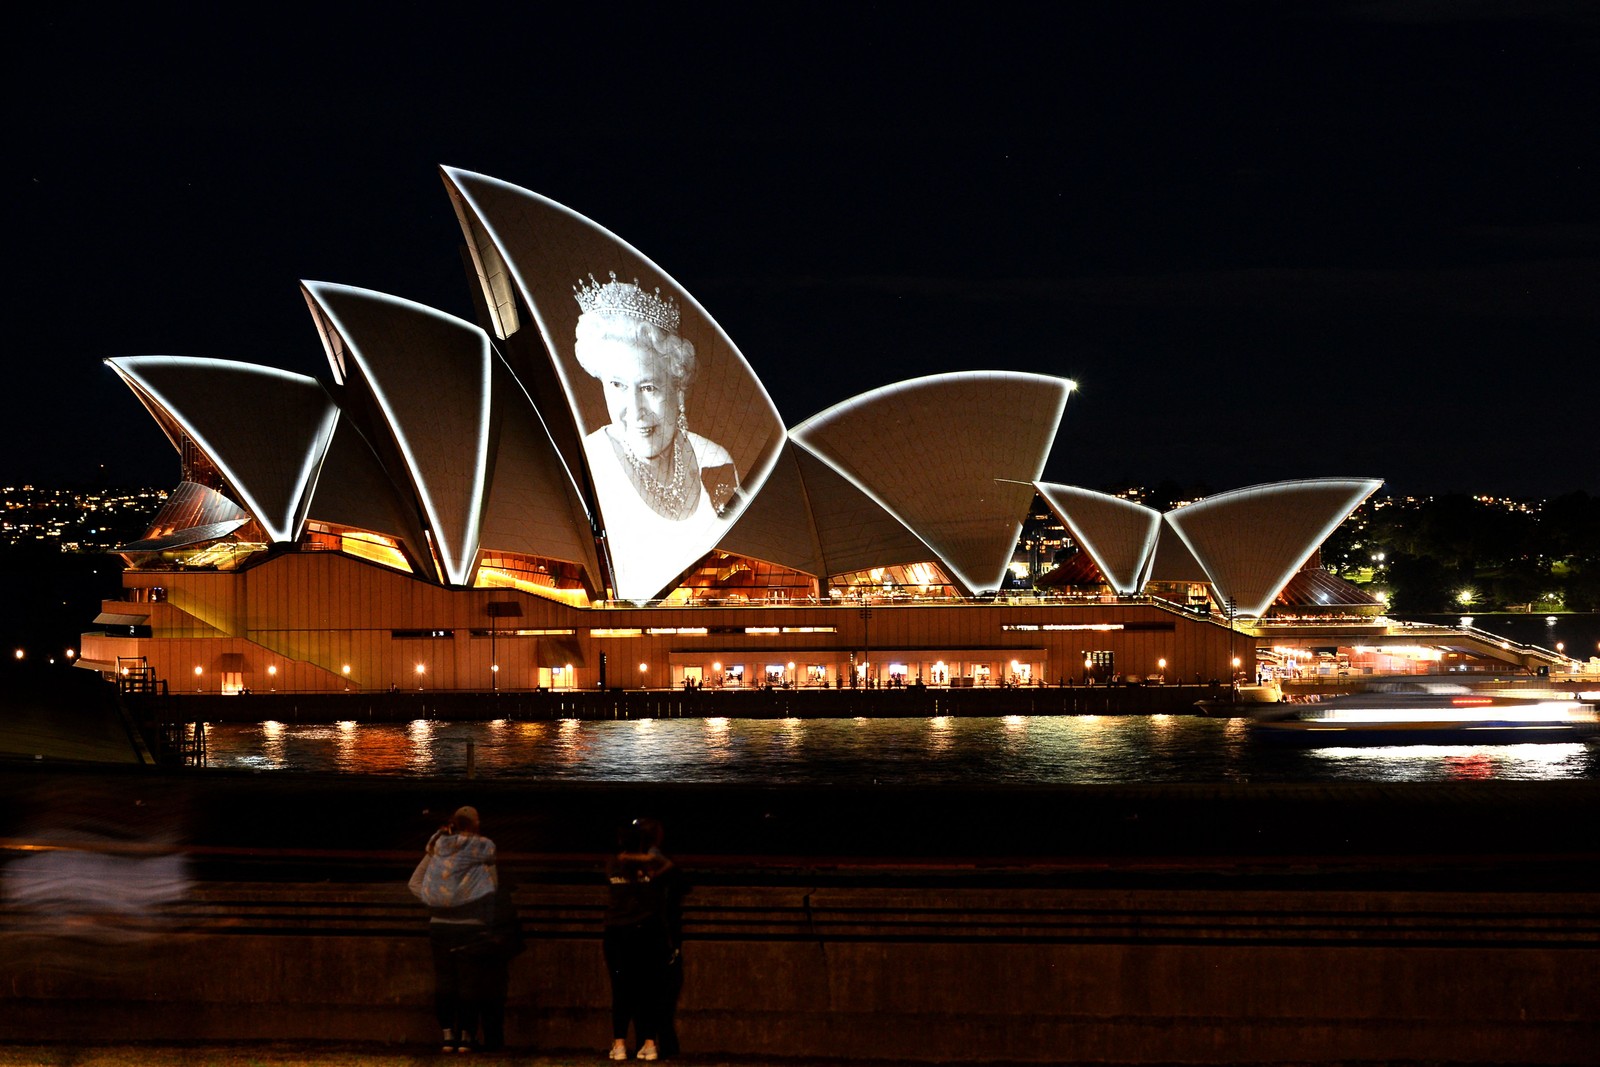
[5,768,1596,1063]
[2,879,1595,1064]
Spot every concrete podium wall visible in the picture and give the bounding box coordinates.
[3,881,1595,1063]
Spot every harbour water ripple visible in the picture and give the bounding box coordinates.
[205,715,1600,785]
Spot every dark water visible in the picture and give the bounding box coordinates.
[202,714,1600,785]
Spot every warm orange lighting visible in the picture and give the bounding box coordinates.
[13,649,23,661]
[1231,657,1242,668]
[267,665,277,675]
[342,664,351,675]
[639,662,648,673]
[194,665,203,676]
[65,648,76,660]
[415,663,426,674]
[1157,658,1167,671]
[1451,697,1494,707]
[712,661,722,672]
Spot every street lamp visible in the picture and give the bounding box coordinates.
[1226,595,1238,678]
[486,601,522,692]
[859,607,873,688]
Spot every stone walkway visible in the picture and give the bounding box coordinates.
[0,1047,1481,1067]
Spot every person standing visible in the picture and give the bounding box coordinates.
[603,818,681,1061]
[409,805,498,1052]
[462,873,525,1052]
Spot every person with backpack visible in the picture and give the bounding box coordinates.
[409,805,498,1052]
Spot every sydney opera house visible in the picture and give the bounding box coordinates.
[79,168,1380,695]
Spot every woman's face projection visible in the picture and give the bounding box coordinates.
[592,335,681,462]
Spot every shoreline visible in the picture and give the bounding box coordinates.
[127,671,1597,724]
[134,681,1235,723]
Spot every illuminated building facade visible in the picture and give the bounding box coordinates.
[79,169,1379,693]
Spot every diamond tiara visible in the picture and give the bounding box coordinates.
[573,271,680,332]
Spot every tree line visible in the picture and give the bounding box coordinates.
[1324,491,1600,613]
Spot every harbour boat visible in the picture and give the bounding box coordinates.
[1247,683,1600,746]
[1194,680,1283,716]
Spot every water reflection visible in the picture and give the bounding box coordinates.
[405,720,435,775]
[553,718,584,767]
[199,716,1600,785]
[251,720,285,770]
[1308,743,1590,782]
[703,718,731,763]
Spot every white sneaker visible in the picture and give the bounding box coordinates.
[637,1045,658,1061]
[608,1045,628,1061]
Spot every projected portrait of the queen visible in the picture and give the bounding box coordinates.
[573,273,743,595]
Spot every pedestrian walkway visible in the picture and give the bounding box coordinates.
[0,1046,1036,1067]
[0,1047,1401,1067]
[3,1049,598,1067]
[2,1048,612,1067]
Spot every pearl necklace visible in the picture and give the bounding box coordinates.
[614,426,697,520]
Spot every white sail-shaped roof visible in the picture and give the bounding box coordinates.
[439,167,786,602]
[1035,484,1161,595]
[1146,517,1210,585]
[716,441,826,578]
[305,414,433,568]
[476,360,602,584]
[716,439,948,581]
[301,282,492,587]
[792,442,944,579]
[1165,477,1383,617]
[791,372,1073,593]
[105,357,337,545]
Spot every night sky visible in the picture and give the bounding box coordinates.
[14,2,1597,499]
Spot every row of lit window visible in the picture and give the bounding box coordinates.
[1002,623,1125,632]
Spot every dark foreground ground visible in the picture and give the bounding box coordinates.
[0,1046,1534,1067]
[3,666,1597,1065]
[4,757,1599,895]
